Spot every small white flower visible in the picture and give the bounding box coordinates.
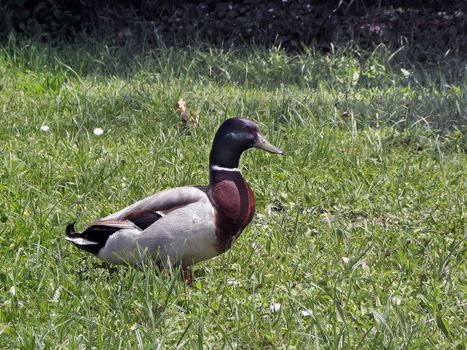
[251,242,261,251]
[50,286,62,303]
[270,302,281,312]
[40,124,50,132]
[93,127,104,136]
[342,256,350,264]
[227,279,240,286]
[400,68,411,77]
[301,309,313,317]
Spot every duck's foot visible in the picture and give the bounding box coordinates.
[182,267,193,287]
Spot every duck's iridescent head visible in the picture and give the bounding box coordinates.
[209,117,283,169]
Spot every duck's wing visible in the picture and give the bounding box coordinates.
[103,186,208,229]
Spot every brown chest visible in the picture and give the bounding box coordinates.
[208,169,256,251]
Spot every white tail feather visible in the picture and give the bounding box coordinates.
[64,236,99,245]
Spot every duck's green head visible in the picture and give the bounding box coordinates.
[209,117,283,169]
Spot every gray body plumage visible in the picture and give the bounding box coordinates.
[66,187,218,267]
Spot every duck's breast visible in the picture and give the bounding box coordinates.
[208,169,256,252]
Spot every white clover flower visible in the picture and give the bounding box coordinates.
[270,302,281,312]
[251,242,261,251]
[401,68,411,77]
[93,127,104,136]
[301,309,313,317]
[40,124,50,132]
[342,256,350,264]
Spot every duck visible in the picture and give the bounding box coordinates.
[65,117,283,282]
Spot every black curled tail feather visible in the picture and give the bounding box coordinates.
[65,222,87,240]
[65,222,77,237]
[64,222,103,256]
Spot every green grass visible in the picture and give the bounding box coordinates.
[0,37,465,349]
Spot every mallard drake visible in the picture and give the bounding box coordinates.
[65,117,283,281]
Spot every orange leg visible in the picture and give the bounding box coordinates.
[182,267,193,286]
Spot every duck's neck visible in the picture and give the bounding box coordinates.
[209,137,247,183]
[209,164,242,184]
[209,146,243,184]
[209,142,243,170]
[208,126,254,184]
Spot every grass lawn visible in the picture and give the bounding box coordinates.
[0,38,465,349]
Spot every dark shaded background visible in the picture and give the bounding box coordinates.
[1,0,466,59]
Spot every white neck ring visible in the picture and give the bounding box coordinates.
[210,165,240,172]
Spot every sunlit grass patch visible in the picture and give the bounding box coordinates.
[0,39,465,349]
